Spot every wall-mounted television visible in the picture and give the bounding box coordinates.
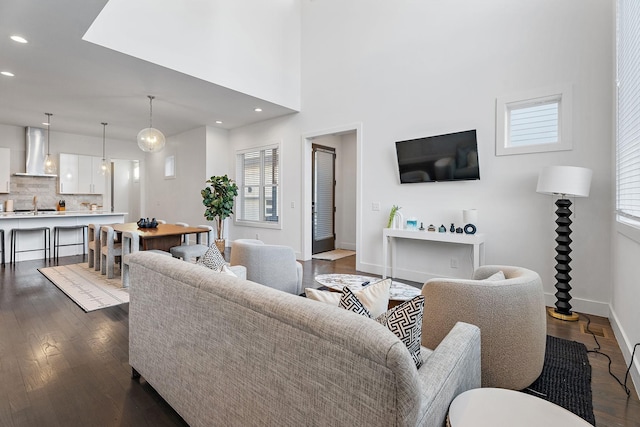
[395,129,480,183]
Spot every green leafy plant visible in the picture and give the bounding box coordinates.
[387,205,401,228]
[201,175,239,240]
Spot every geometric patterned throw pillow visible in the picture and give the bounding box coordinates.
[339,286,425,369]
[339,287,372,317]
[196,242,226,272]
[376,295,425,369]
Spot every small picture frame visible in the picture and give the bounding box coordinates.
[164,155,175,179]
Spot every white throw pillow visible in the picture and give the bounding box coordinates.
[305,278,391,318]
[220,265,237,277]
[485,270,506,281]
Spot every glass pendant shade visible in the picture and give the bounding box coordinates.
[100,159,110,175]
[100,122,110,175]
[43,153,57,174]
[137,127,166,152]
[138,95,165,152]
[43,112,57,174]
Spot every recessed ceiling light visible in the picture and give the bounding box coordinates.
[254,108,263,112]
[42,122,50,126]
[1,71,15,77]
[10,35,28,43]
[215,120,223,124]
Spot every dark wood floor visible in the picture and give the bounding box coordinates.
[0,254,638,426]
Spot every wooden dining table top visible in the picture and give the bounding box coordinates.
[111,223,207,239]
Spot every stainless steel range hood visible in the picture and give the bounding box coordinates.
[14,127,57,177]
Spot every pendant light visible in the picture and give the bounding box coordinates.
[100,122,110,175]
[43,112,57,174]
[137,95,165,152]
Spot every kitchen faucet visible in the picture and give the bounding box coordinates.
[33,195,38,215]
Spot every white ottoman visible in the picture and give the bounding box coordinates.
[448,388,592,427]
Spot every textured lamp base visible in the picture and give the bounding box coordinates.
[547,307,579,321]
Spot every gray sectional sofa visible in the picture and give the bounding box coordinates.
[128,251,481,427]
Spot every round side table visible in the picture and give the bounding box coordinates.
[448,388,592,427]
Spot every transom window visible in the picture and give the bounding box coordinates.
[496,85,572,156]
[235,143,280,227]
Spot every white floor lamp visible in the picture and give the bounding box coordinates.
[536,165,592,321]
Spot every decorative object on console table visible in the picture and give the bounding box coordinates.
[202,175,239,254]
[406,217,418,230]
[463,209,478,234]
[537,165,592,322]
[387,205,402,229]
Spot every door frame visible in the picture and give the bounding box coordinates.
[312,144,336,254]
[301,122,362,269]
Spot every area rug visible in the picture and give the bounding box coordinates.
[312,249,356,261]
[39,263,128,312]
[523,335,595,425]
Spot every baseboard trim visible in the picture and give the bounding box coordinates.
[543,293,609,317]
[608,306,640,400]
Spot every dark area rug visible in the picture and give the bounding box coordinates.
[522,335,595,425]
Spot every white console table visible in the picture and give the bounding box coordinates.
[382,228,485,279]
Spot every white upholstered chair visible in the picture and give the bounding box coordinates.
[229,239,303,295]
[100,225,122,279]
[420,265,546,390]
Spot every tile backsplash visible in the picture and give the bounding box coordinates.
[0,175,103,211]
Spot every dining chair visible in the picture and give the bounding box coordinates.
[121,231,171,287]
[88,224,101,270]
[170,224,213,262]
[100,225,122,279]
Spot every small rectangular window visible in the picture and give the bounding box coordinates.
[496,85,572,156]
[235,143,281,228]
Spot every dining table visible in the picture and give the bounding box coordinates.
[111,223,209,252]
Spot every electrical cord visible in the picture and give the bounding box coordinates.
[581,313,640,397]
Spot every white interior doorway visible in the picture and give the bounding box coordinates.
[302,123,362,269]
[111,159,141,223]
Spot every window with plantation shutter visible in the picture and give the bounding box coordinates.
[616,0,640,224]
[496,85,573,156]
[236,143,280,227]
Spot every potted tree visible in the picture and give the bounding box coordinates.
[201,175,239,253]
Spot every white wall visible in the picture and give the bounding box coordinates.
[144,126,207,232]
[228,0,614,316]
[84,0,301,110]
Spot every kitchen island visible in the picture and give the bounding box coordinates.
[0,211,126,263]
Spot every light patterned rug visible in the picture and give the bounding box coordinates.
[39,262,128,312]
[312,249,356,261]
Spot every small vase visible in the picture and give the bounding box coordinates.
[392,211,404,229]
[215,239,226,255]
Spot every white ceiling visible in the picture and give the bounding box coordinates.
[0,0,298,142]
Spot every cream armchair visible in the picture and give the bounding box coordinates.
[230,239,303,295]
[420,265,546,390]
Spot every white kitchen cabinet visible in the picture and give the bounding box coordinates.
[59,153,79,194]
[78,155,105,194]
[59,153,105,195]
[0,148,10,193]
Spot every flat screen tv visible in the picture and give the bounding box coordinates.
[395,129,480,183]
